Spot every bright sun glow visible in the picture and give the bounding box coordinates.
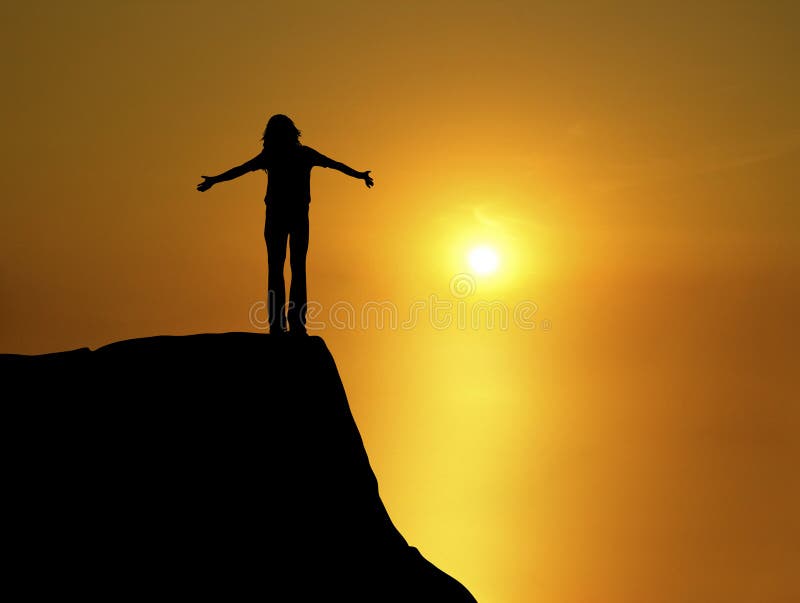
[468,245,500,275]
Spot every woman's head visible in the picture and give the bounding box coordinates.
[261,114,301,149]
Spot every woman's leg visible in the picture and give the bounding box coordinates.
[264,211,290,334]
[287,212,310,333]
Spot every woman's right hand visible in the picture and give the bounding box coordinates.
[362,171,374,188]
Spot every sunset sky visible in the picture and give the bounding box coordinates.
[1,2,798,601]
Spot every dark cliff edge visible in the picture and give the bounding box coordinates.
[3,333,476,601]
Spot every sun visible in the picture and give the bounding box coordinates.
[468,245,500,275]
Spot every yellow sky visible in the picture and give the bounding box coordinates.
[2,2,798,601]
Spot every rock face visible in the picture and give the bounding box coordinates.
[3,333,475,601]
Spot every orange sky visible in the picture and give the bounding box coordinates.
[2,2,798,601]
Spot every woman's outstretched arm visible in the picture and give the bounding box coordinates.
[328,160,373,188]
[197,154,263,192]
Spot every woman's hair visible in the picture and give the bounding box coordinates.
[261,114,301,150]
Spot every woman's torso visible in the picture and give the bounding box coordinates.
[262,145,315,209]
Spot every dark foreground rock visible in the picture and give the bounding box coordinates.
[3,333,476,601]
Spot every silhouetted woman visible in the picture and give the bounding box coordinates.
[197,114,373,335]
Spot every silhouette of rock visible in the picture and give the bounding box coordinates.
[2,333,475,601]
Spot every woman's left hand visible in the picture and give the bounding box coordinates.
[197,175,216,192]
